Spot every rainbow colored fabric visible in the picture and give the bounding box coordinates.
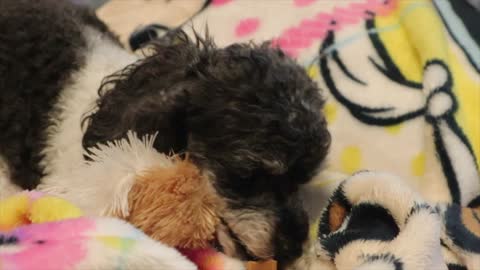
[0,192,235,270]
[0,216,201,270]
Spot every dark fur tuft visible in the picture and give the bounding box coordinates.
[274,196,310,268]
[82,31,196,155]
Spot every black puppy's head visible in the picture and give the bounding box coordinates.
[82,31,330,268]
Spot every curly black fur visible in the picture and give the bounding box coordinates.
[0,0,115,189]
[273,196,310,268]
[84,31,330,193]
[83,30,330,266]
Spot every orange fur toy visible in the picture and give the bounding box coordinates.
[123,158,222,249]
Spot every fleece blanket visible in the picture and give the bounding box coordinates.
[130,0,478,269]
[0,216,197,270]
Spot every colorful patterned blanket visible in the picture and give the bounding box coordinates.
[0,217,198,270]
[0,190,240,270]
[2,1,479,270]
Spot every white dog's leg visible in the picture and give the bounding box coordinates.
[0,156,21,200]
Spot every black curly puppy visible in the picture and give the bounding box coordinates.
[0,0,330,268]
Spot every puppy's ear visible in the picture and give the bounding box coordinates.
[82,32,198,155]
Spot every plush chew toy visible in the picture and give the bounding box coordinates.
[39,132,276,270]
[125,156,220,249]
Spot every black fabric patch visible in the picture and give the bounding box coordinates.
[444,204,480,253]
[345,203,399,240]
[448,264,468,270]
[320,203,400,257]
[468,195,480,208]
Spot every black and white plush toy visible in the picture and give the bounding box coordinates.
[0,0,330,268]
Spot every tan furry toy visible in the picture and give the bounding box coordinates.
[38,132,276,270]
[126,156,220,248]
